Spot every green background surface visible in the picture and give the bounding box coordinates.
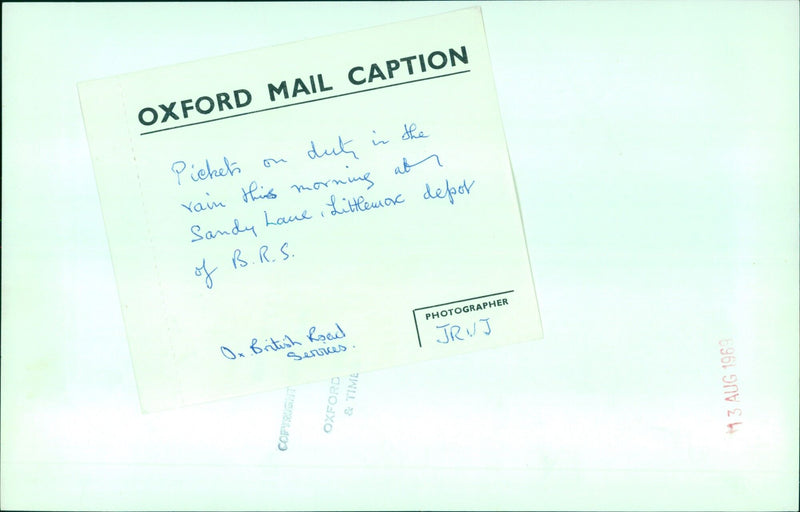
[2,2,798,510]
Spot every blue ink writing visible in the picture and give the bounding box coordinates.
[286,344,347,362]
[251,335,301,355]
[264,209,312,227]
[289,171,374,193]
[258,242,292,263]
[263,157,287,168]
[180,192,226,213]
[194,258,217,289]
[220,346,241,360]
[326,193,405,216]
[190,218,257,243]
[171,161,185,185]
[241,180,277,203]
[423,178,476,205]
[171,157,242,186]
[435,318,491,344]
[307,136,359,161]
[218,324,351,362]
[394,153,442,175]
[307,323,346,343]
[401,122,428,140]
[232,248,248,269]
[371,130,389,146]
[228,242,293,269]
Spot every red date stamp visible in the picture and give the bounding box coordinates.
[718,338,743,434]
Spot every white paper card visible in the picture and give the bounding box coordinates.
[78,7,542,412]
